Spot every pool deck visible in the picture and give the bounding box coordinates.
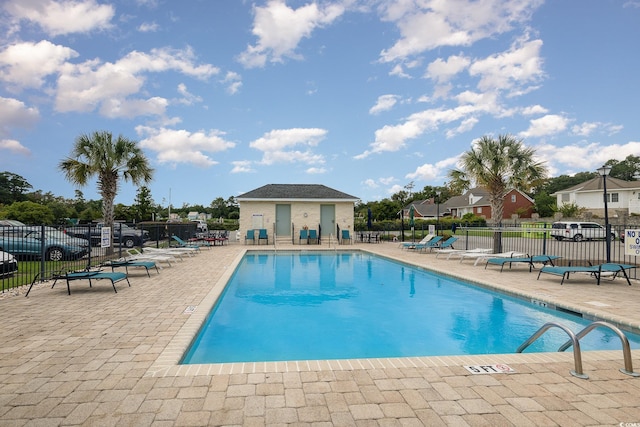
[1,241,639,426]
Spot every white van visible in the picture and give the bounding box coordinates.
[550,221,617,242]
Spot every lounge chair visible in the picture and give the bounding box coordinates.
[411,235,443,251]
[140,246,194,259]
[125,249,177,267]
[435,247,491,259]
[401,234,434,250]
[299,229,308,244]
[485,255,561,272]
[340,229,352,244]
[420,236,458,252]
[258,229,269,244]
[308,229,319,244]
[245,229,256,245]
[537,263,636,285]
[172,235,207,249]
[459,251,528,266]
[103,259,159,277]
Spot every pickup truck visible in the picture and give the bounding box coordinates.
[64,223,150,248]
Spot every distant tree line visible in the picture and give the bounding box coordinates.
[1,155,638,226]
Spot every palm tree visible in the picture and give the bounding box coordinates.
[59,131,154,250]
[448,134,547,251]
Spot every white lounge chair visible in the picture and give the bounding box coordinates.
[400,234,434,249]
[434,247,491,259]
[459,251,527,266]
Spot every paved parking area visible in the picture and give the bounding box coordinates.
[1,242,639,426]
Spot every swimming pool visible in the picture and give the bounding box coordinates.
[182,251,640,364]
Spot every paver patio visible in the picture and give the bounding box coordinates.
[1,242,639,426]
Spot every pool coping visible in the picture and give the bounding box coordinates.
[145,247,640,377]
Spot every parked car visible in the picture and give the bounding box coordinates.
[191,220,208,233]
[0,250,18,277]
[550,221,619,242]
[64,222,150,248]
[0,227,89,261]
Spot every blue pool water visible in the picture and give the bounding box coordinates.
[182,251,640,364]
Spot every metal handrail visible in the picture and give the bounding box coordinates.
[517,322,588,379]
[558,321,639,377]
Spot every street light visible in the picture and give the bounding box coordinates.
[435,190,441,236]
[597,165,612,263]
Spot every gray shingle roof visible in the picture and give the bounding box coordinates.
[237,184,359,201]
[553,177,640,194]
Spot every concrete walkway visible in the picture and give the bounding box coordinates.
[1,242,639,426]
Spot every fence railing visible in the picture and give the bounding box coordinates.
[2,221,639,292]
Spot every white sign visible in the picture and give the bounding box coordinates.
[464,364,515,375]
[624,229,640,256]
[101,226,111,248]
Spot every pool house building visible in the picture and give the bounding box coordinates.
[237,184,360,244]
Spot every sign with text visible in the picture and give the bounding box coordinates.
[624,229,640,256]
[101,226,111,248]
[464,364,515,375]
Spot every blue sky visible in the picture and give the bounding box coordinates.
[1,0,640,208]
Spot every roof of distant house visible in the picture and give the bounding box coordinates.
[553,177,640,194]
[237,184,359,201]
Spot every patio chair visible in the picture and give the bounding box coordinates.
[420,236,458,252]
[25,268,130,296]
[125,248,177,267]
[103,259,159,277]
[435,247,491,259]
[171,235,205,250]
[340,229,352,244]
[401,234,434,250]
[258,229,269,244]
[410,235,442,251]
[299,229,308,244]
[245,229,256,245]
[485,255,561,272]
[537,262,636,286]
[308,229,319,244]
[459,251,528,266]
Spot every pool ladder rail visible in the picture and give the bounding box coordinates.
[517,321,640,380]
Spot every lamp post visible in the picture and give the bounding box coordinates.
[597,165,612,263]
[435,190,441,236]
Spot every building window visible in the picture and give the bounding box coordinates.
[477,207,482,213]
[511,194,516,203]
[561,193,570,202]
[607,193,619,203]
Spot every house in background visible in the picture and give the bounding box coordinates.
[401,198,450,220]
[237,184,359,243]
[445,188,535,221]
[553,176,640,217]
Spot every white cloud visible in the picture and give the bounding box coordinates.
[425,54,470,83]
[537,141,640,172]
[136,126,236,167]
[521,104,548,115]
[221,71,242,94]
[363,178,378,188]
[406,155,460,181]
[138,22,159,32]
[0,139,31,155]
[0,96,40,136]
[238,0,345,68]
[469,37,544,95]
[369,94,399,115]
[571,121,623,137]
[176,83,202,105]
[356,104,488,158]
[4,0,115,36]
[519,114,569,138]
[250,128,327,165]
[379,0,544,62]
[230,160,255,173]
[0,40,78,90]
[55,47,219,116]
[306,167,326,174]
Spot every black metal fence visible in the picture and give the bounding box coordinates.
[0,222,225,293]
[2,220,639,292]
